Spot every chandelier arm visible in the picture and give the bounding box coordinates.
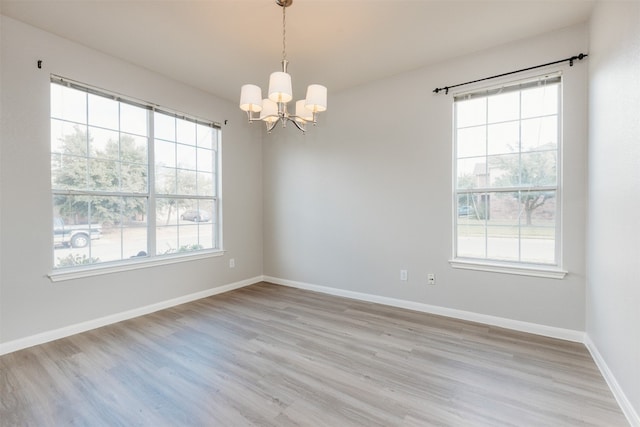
[265,120,279,133]
[288,114,311,124]
[260,114,280,120]
[287,117,307,133]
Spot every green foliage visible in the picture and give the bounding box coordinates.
[491,149,556,187]
[53,126,147,225]
[177,244,204,253]
[457,174,481,218]
[457,173,477,190]
[56,253,100,267]
[161,244,204,255]
[491,150,556,225]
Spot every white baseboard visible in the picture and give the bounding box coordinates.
[0,276,261,356]
[584,335,640,427]
[263,275,585,343]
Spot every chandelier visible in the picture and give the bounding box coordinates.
[239,0,327,134]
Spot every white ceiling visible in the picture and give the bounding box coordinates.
[1,0,594,103]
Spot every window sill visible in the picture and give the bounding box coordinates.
[49,250,226,283]
[449,258,567,279]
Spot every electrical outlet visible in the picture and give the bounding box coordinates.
[400,270,408,281]
[427,273,435,285]
[229,258,235,268]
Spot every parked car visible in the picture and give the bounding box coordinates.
[457,205,475,216]
[180,210,210,222]
[53,217,102,248]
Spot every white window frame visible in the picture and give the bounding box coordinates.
[449,73,567,279]
[49,76,223,282]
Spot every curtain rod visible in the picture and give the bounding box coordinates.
[433,53,588,95]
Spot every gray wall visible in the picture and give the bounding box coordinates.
[263,24,589,332]
[587,0,640,418]
[0,16,263,343]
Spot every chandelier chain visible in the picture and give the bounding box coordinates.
[282,4,287,62]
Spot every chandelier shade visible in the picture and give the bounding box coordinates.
[295,100,314,122]
[239,84,263,113]
[305,84,328,112]
[239,0,327,134]
[268,72,293,103]
[260,99,279,123]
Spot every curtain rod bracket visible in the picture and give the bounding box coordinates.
[569,53,587,67]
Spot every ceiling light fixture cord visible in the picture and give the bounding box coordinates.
[282,4,287,63]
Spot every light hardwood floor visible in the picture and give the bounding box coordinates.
[0,282,628,426]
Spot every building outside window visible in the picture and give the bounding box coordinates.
[50,77,221,270]
[453,74,561,268]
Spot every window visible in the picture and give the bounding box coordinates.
[50,77,220,270]
[453,75,561,273]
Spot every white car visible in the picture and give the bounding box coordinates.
[180,210,210,222]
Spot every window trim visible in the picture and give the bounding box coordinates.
[451,72,564,275]
[48,249,226,282]
[449,258,567,279]
[49,76,223,277]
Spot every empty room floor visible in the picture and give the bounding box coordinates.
[0,282,628,426]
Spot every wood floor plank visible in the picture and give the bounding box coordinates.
[0,282,628,426]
